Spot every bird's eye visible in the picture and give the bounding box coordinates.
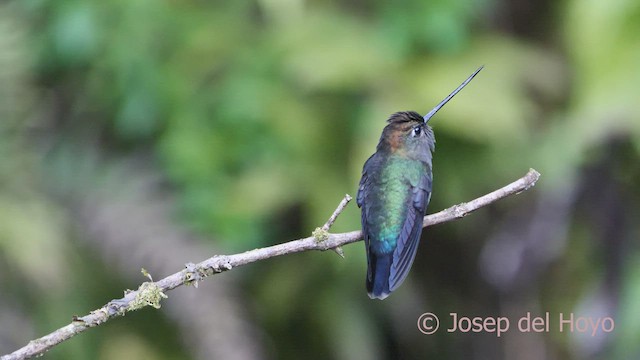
[412,126,422,137]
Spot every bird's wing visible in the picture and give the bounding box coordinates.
[357,154,377,275]
[388,171,431,291]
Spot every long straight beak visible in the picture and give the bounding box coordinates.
[423,65,483,123]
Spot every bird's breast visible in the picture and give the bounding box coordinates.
[364,157,426,254]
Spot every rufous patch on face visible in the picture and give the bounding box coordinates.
[385,123,413,153]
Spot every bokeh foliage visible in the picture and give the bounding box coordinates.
[1,0,639,359]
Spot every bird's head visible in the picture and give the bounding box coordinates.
[376,66,484,162]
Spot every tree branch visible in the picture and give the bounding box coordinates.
[1,168,541,360]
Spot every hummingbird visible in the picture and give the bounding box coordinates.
[357,66,483,300]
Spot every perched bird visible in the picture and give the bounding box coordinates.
[357,67,483,299]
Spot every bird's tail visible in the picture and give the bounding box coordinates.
[366,253,392,300]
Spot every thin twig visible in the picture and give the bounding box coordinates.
[1,169,540,360]
[317,194,352,257]
[322,194,352,231]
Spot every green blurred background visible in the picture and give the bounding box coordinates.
[1,0,639,359]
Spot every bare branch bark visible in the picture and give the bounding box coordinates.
[1,169,541,360]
